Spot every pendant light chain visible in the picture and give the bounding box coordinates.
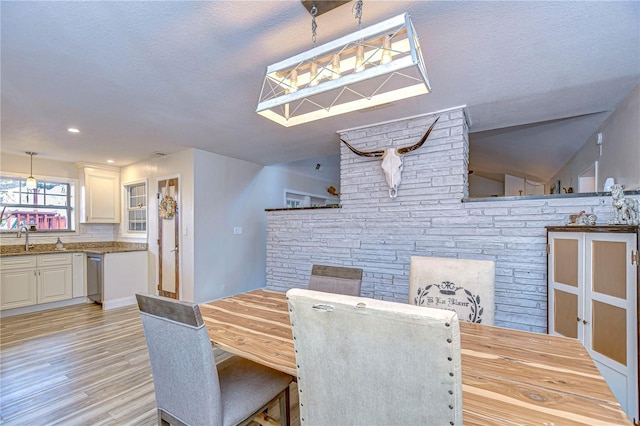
[353,0,363,30]
[310,5,318,47]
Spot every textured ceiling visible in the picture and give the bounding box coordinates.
[1,1,639,183]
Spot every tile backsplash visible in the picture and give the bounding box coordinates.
[0,223,145,245]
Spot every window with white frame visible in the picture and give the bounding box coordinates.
[124,181,146,233]
[0,177,75,232]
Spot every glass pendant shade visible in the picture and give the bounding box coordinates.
[309,62,319,87]
[381,35,393,64]
[25,151,37,190]
[330,54,341,79]
[354,45,365,72]
[26,176,37,190]
[256,13,431,127]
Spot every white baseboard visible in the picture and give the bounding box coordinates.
[0,297,88,318]
[102,296,137,310]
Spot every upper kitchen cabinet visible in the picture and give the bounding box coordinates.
[78,165,121,223]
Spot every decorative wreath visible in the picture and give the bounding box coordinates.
[159,195,177,220]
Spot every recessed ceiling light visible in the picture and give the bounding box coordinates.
[106,159,114,164]
[68,128,80,133]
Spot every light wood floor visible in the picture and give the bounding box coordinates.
[0,303,299,426]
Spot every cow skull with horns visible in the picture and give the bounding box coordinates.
[341,117,440,198]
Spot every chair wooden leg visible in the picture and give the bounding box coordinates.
[280,386,291,426]
[157,408,169,426]
[253,412,279,426]
[251,386,291,426]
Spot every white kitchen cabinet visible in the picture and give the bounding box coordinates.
[0,256,37,310]
[79,165,121,223]
[72,252,86,297]
[547,225,639,422]
[0,254,73,309]
[37,254,73,304]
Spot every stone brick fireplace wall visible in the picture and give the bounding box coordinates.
[265,106,638,332]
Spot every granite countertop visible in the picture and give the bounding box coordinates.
[0,242,148,257]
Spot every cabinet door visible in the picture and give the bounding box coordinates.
[548,232,584,339]
[38,265,73,304]
[584,232,637,420]
[0,268,37,309]
[83,169,120,223]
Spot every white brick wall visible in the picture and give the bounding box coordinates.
[266,107,639,333]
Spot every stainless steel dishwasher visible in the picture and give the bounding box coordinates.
[87,254,103,304]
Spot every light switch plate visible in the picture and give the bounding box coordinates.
[233,227,242,235]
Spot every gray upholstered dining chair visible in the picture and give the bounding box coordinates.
[409,256,496,325]
[136,293,292,426]
[287,288,463,425]
[308,264,363,296]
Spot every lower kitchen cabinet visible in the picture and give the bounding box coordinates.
[547,225,639,422]
[0,257,37,309]
[37,254,73,304]
[0,253,73,310]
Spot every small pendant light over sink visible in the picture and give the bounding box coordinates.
[25,151,37,190]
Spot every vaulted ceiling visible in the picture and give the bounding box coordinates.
[2,1,638,183]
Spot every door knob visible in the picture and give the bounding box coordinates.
[170,247,178,253]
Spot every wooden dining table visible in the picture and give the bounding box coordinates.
[200,289,632,425]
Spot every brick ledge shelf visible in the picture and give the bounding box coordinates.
[265,205,341,212]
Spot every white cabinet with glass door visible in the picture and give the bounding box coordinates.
[547,226,639,422]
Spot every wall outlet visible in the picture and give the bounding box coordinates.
[233,227,242,235]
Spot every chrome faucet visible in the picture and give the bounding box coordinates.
[17,225,32,252]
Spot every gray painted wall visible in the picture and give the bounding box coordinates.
[551,83,640,192]
[122,148,345,304]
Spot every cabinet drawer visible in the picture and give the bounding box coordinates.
[0,256,37,270]
[37,254,72,267]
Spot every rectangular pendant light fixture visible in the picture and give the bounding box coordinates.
[256,13,431,127]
